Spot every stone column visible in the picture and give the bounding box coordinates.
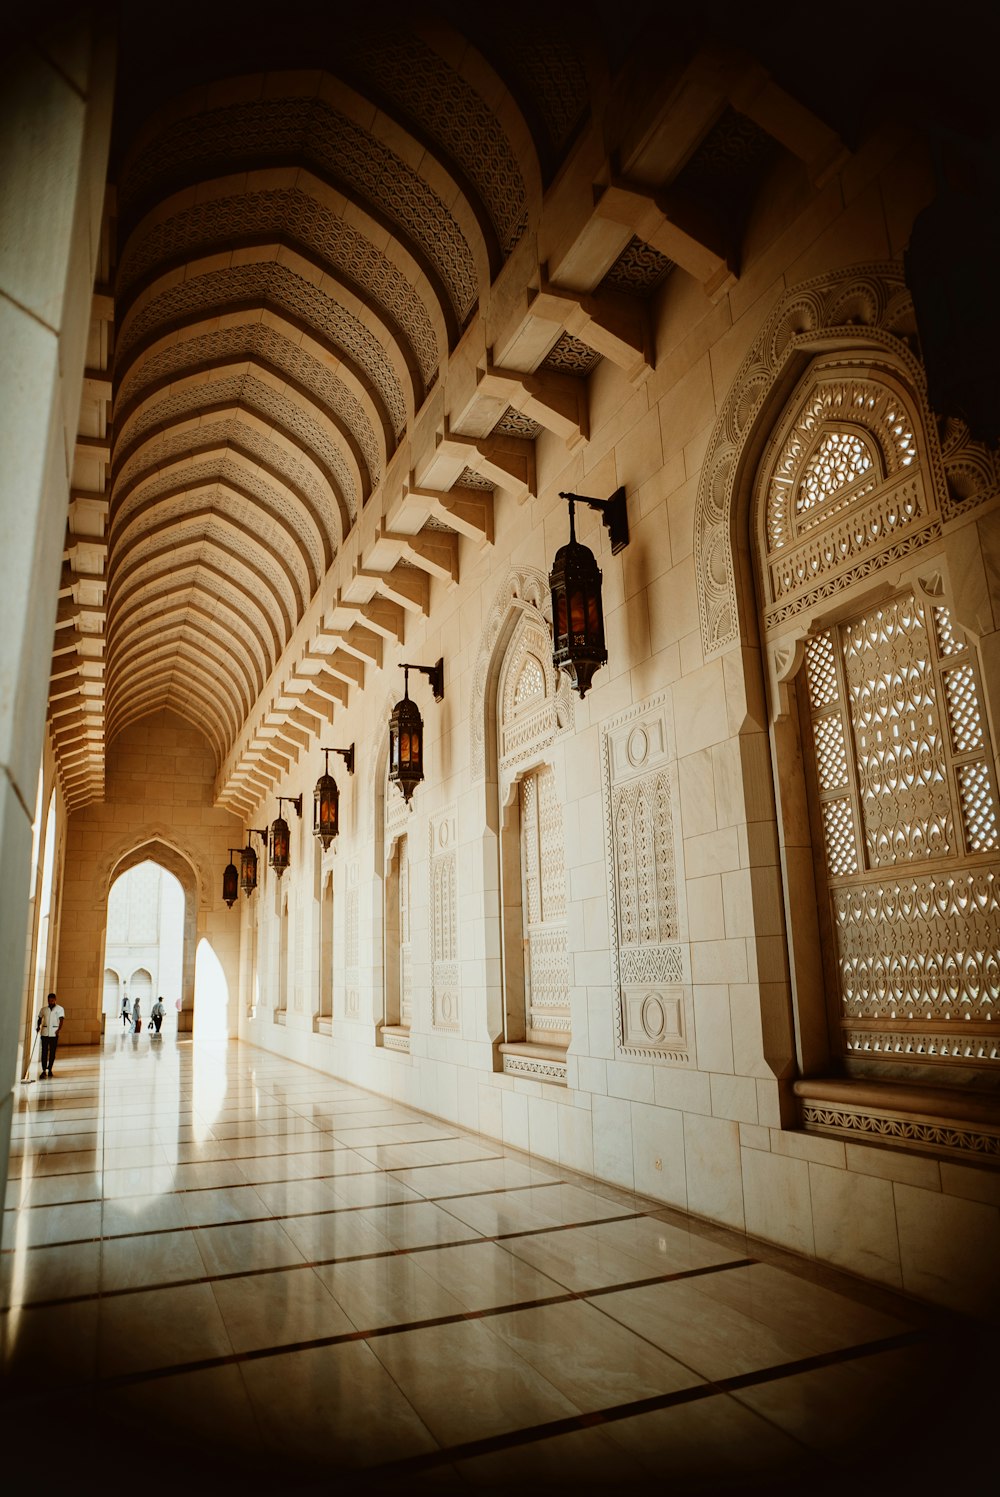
[0,17,114,1197]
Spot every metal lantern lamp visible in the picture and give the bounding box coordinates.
[388,659,444,805]
[240,828,268,896]
[314,745,355,850]
[549,488,629,698]
[269,795,302,878]
[222,851,239,909]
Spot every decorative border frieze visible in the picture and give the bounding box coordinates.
[502,1051,568,1083]
[800,1099,1000,1162]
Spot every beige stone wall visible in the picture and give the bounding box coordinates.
[56,710,244,1044]
[231,122,999,1315]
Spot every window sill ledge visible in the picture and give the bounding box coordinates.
[500,1042,567,1086]
[794,1076,1000,1165]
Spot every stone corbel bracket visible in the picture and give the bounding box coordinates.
[529,275,654,385]
[476,360,589,450]
[433,425,535,503]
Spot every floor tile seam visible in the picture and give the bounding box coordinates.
[5,1134,484,1179]
[0,1244,753,1327]
[49,1323,933,1454]
[0,1177,578,1250]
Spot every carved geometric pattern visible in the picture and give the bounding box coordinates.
[766,380,917,553]
[498,613,574,805]
[429,809,458,1032]
[398,834,412,1030]
[800,1100,1000,1159]
[115,463,306,616]
[520,766,570,1046]
[804,632,839,709]
[933,605,963,657]
[484,23,590,154]
[813,714,849,791]
[347,30,528,254]
[492,406,543,439]
[453,466,494,492]
[118,186,439,386]
[804,589,1000,1069]
[541,331,601,376]
[842,597,953,867]
[502,1053,568,1082]
[957,763,999,853]
[695,264,946,656]
[118,373,356,525]
[944,663,983,754]
[471,567,572,783]
[117,260,408,438]
[513,653,545,708]
[115,321,381,492]
[601,693,692,1066]
[119,95,478,321]
[600,235,675,298]
[113,421,328,583]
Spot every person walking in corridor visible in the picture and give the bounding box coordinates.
[150,997,165,1034]
[120,994,130,1028]
[36,992,65,1078]
[131,995,142,1033]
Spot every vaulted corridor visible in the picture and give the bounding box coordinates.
[0,1037,986,1493]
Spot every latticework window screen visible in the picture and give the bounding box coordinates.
[803,591,1000,1072]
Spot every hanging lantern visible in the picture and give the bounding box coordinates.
[549,489,629,699]
[314,745,355,850]
[388,661,443,805]
[269,796,302,878]
[222,852,239,908]
[239,841,258,897]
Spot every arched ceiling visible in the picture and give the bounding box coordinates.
[102,7,588,768]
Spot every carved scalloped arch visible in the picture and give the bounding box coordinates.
[694,262,1000,657]
[470,566,574,782]
[97,830,210,907]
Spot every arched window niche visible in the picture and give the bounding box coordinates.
[315,868,334,1034]
[695,262,1000,1157]
[472,571,575,1085]
[373,695,414,1055]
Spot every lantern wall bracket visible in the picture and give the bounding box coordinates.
[278,795,303,819]
[558,487,629,554]
[400,658,444,702]
[321,744,355,775]
[247,827,269,848]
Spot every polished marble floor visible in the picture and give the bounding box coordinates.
[0,1036,987,1494]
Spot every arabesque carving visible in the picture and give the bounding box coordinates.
[695,264,1000,658]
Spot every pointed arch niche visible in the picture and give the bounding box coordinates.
[694,263,1000,1157]
[472,570,575,1083]
[101,839,198,1030]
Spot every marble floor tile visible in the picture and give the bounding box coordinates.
[96,1280,233,1376]
[210,1265,353,1352]
[315,1249,466,1331]
[241,1340,438,1468]
[193,1218,306,1276]
[2,1038,971,1493]
[369,1318,577,1446]
[100,1227,206,1293]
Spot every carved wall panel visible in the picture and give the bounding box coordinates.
[398,833,412,1030]
[601,693,692,1065]
[429,806,458,1031]
[345,861,359,1020]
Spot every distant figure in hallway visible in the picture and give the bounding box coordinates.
[151,997,165,1034]
[121,994,131,1028]
[131,996,142,1033]
[36,992,65,1077]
